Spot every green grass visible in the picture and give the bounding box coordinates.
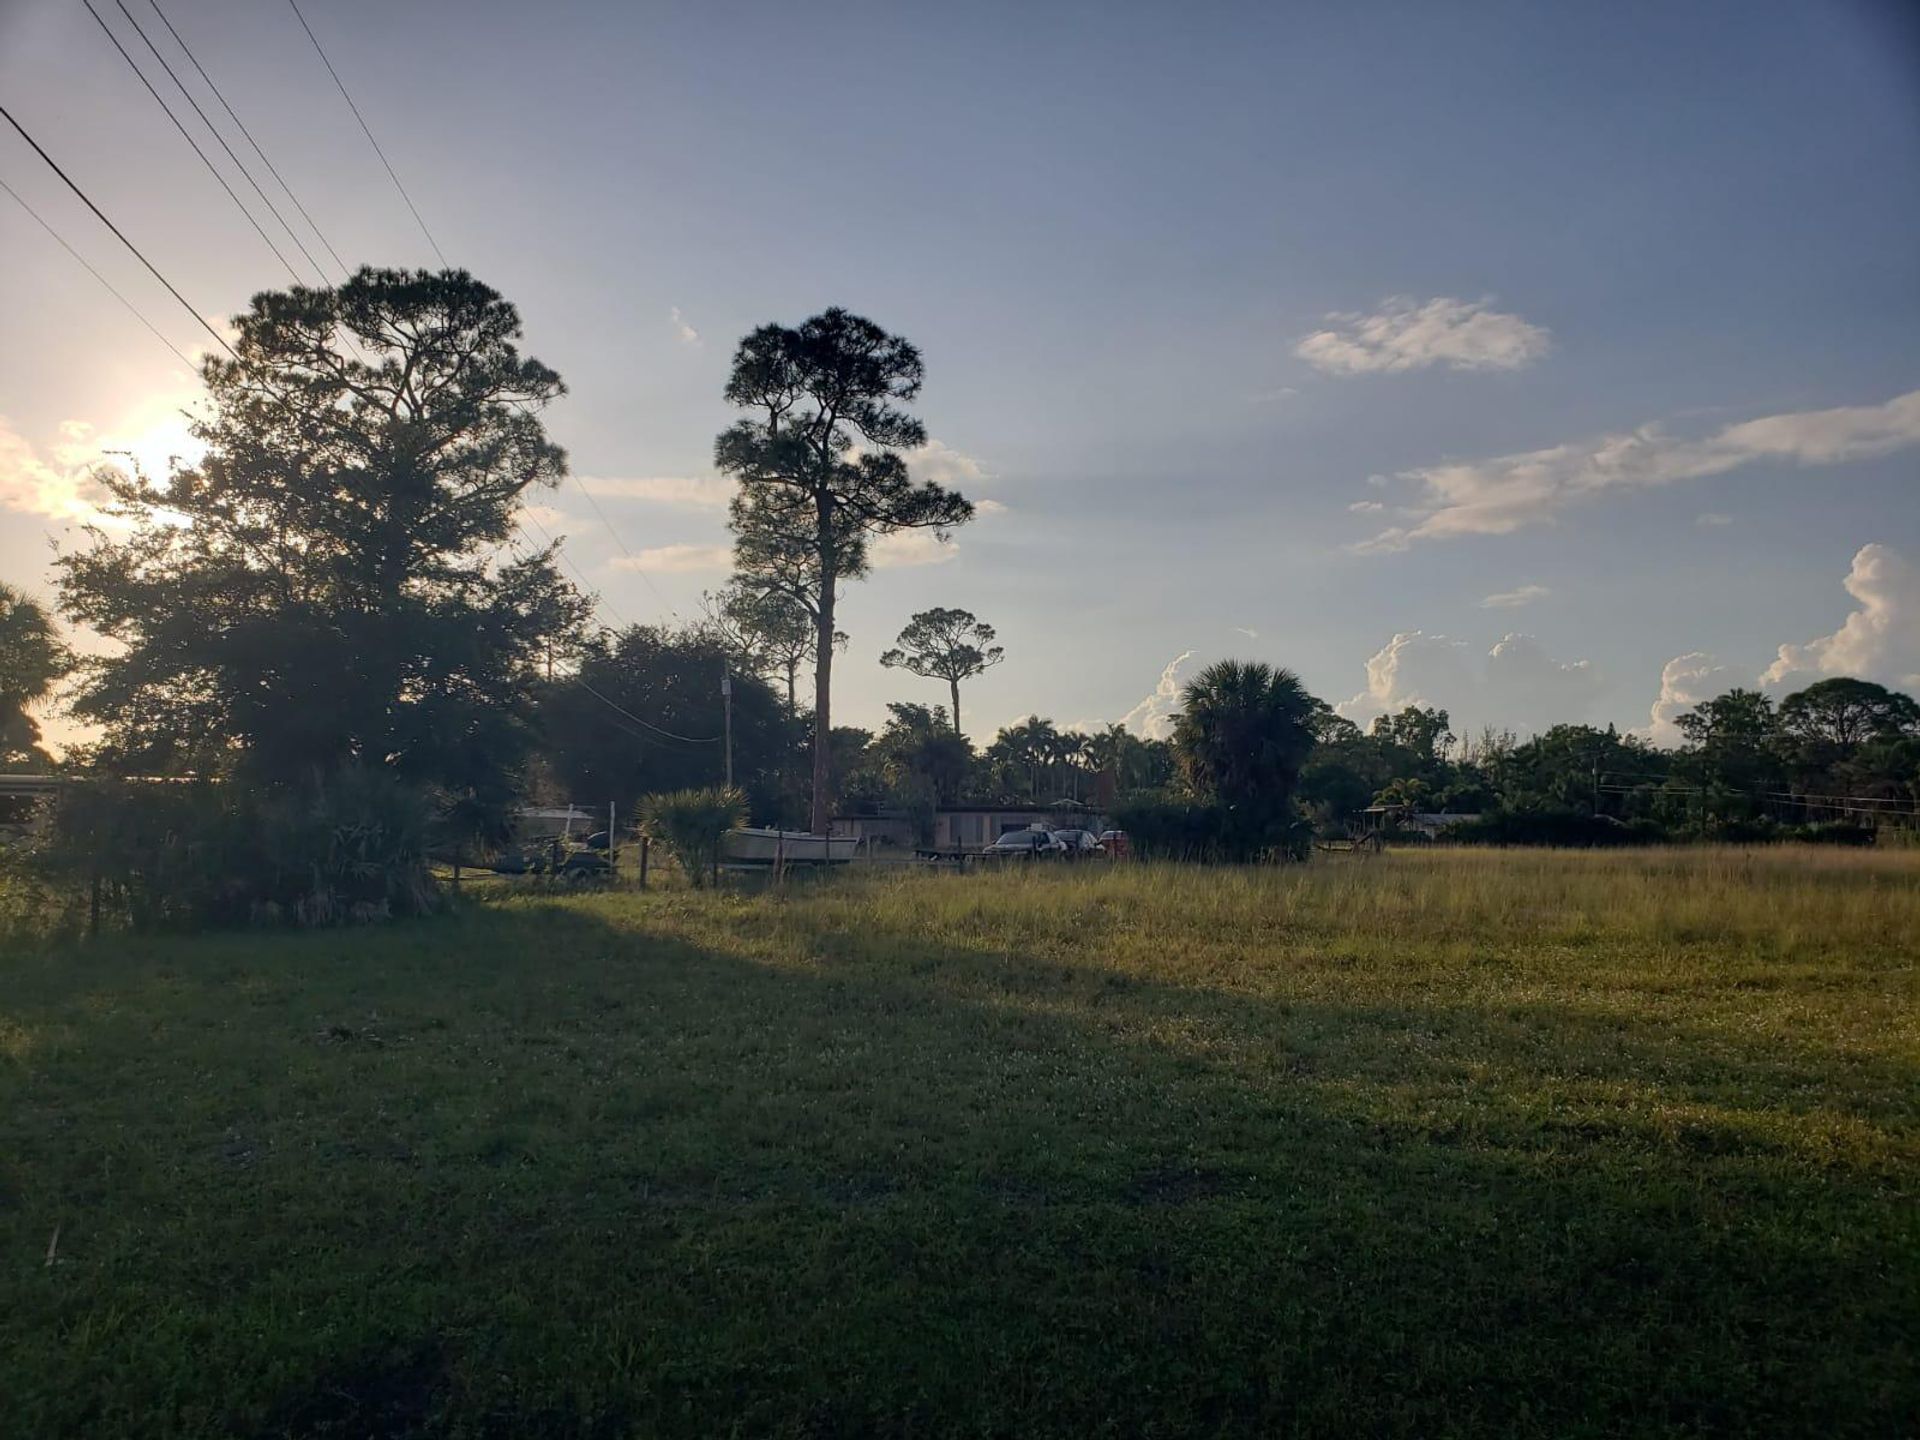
[2,848,1916,1437]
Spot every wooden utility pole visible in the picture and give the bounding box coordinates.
[722,665,734,790]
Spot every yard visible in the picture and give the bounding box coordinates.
[2,848,1915,1437]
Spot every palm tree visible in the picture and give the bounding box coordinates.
[1171,660,1318,826]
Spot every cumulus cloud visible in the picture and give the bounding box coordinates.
[1478,583,1550,609]
[669,307,700,345]
[906,438,987,487]
[870,529,960,569]
[1295,296,1550,376]
[1761,543,1920,692]
[1348,499,1385,514]
[576,475,733,508]
[1338,630,1599,735]
[1639,652,1740,747]
[613,543,731,574]
[974,497,1009,517]
[1121,650,1194,739]
[0,416,114,523]
[1355,388,1920,553]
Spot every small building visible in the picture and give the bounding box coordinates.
[831,802,1110,853]
[1359,804,1480,839]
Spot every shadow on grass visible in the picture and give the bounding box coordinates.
[1,901,1914,1438]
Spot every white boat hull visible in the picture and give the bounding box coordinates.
[722,828,859,865]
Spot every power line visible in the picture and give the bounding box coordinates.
[0,175,197,367]
[142,0,351,279]
[0,102,237,358]
[80,0,306,286]
[114,0,330,284]
[285,0,447,267]
[566,474,678,617]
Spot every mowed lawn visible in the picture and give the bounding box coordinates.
[2,850,1916,1438]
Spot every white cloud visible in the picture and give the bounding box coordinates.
[974,497,1009,517]
[515,503,570,530]
[1121,650,1194,739]
[1355,388,1920,553]
[1232,626,1259,640]
[1639,652,1740,747]
[1338,630,1599,735]
[576,475,733,508]
[906,438,987,487]
[1696,512,1733,527]
[613,543,731,574]
[669,307,700,346]
[870,529,959,569]
[1296,296,1549,376]
[1478,583,1550,609]
[1348,499,1385,514]
[0,415,114,523]
[1761,543,1920,692]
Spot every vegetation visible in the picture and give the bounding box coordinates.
[717,308,974,832]
[2,849,1913,1436]
[0,582,69,770]
[878,606,1004,739]
[1169,659,1318,857]
[638,785,747,886]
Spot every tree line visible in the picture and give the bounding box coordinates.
[2,267,1914,927]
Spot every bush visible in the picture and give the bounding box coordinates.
[30,769,438,932]
[639,786,746,887]
[1440,811,1655,848]
[1112,796,1311,862]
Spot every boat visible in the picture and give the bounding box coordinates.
[722,827,861,866]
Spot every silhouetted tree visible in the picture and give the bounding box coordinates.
[1777,678,1920,750]
[702,581,829,716]
[716,308,973,831]
[56,268,587,832]
[878,606,1004,738]
[1171,660,1318,849]
[0,582,69,770]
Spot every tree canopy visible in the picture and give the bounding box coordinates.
[878,606,1004,738]
[56,267,586,825]
[716,308,974,831]
[0,582,70,770]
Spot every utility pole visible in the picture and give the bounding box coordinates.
[721,665,734,790]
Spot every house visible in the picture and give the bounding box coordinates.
[831,802,1110,852]
[1359,804,1480,839]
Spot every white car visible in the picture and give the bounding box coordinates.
[982,829,1063,858]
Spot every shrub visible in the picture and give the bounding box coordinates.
[29,769,438,932]
[1112,796,1311,862]
[1440,811,1653,848]
[639,786,746,887]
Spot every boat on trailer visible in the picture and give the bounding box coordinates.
[722,827,860,866]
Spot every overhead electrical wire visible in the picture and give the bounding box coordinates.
[105,0,330,285]
[79,0,307,286]
[0,175,198,367]
[142,0,351,279]
[284,0,447,267]
[0,102,237,358]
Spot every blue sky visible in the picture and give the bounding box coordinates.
[3,0,1917,749]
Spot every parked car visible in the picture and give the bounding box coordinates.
[1050,828,1102,857]
[1097,829,1130,858]
[983,828,1063,859]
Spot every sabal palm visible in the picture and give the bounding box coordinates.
[1171,660,1317,808]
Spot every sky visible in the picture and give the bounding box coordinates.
[3,0,1918,755]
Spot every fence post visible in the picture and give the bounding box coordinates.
[638,835,649,890]
[88,867,101,939]
[608,800,617,880]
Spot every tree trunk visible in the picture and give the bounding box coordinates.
[810,582,834,834]
[950,677,963,739]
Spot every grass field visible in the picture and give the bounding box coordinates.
[2,848,1916,1437]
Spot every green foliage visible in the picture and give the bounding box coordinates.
[702,581,825,714]
[0,582,70,770]
[55,267,587,793]
[1170,660,1317,854]
[537,624,792,823]
[878,606,1005,738]
[1114,794,1313,861]
[717,308,974,831]
[28,770,437,931]
[639,786,746,887]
